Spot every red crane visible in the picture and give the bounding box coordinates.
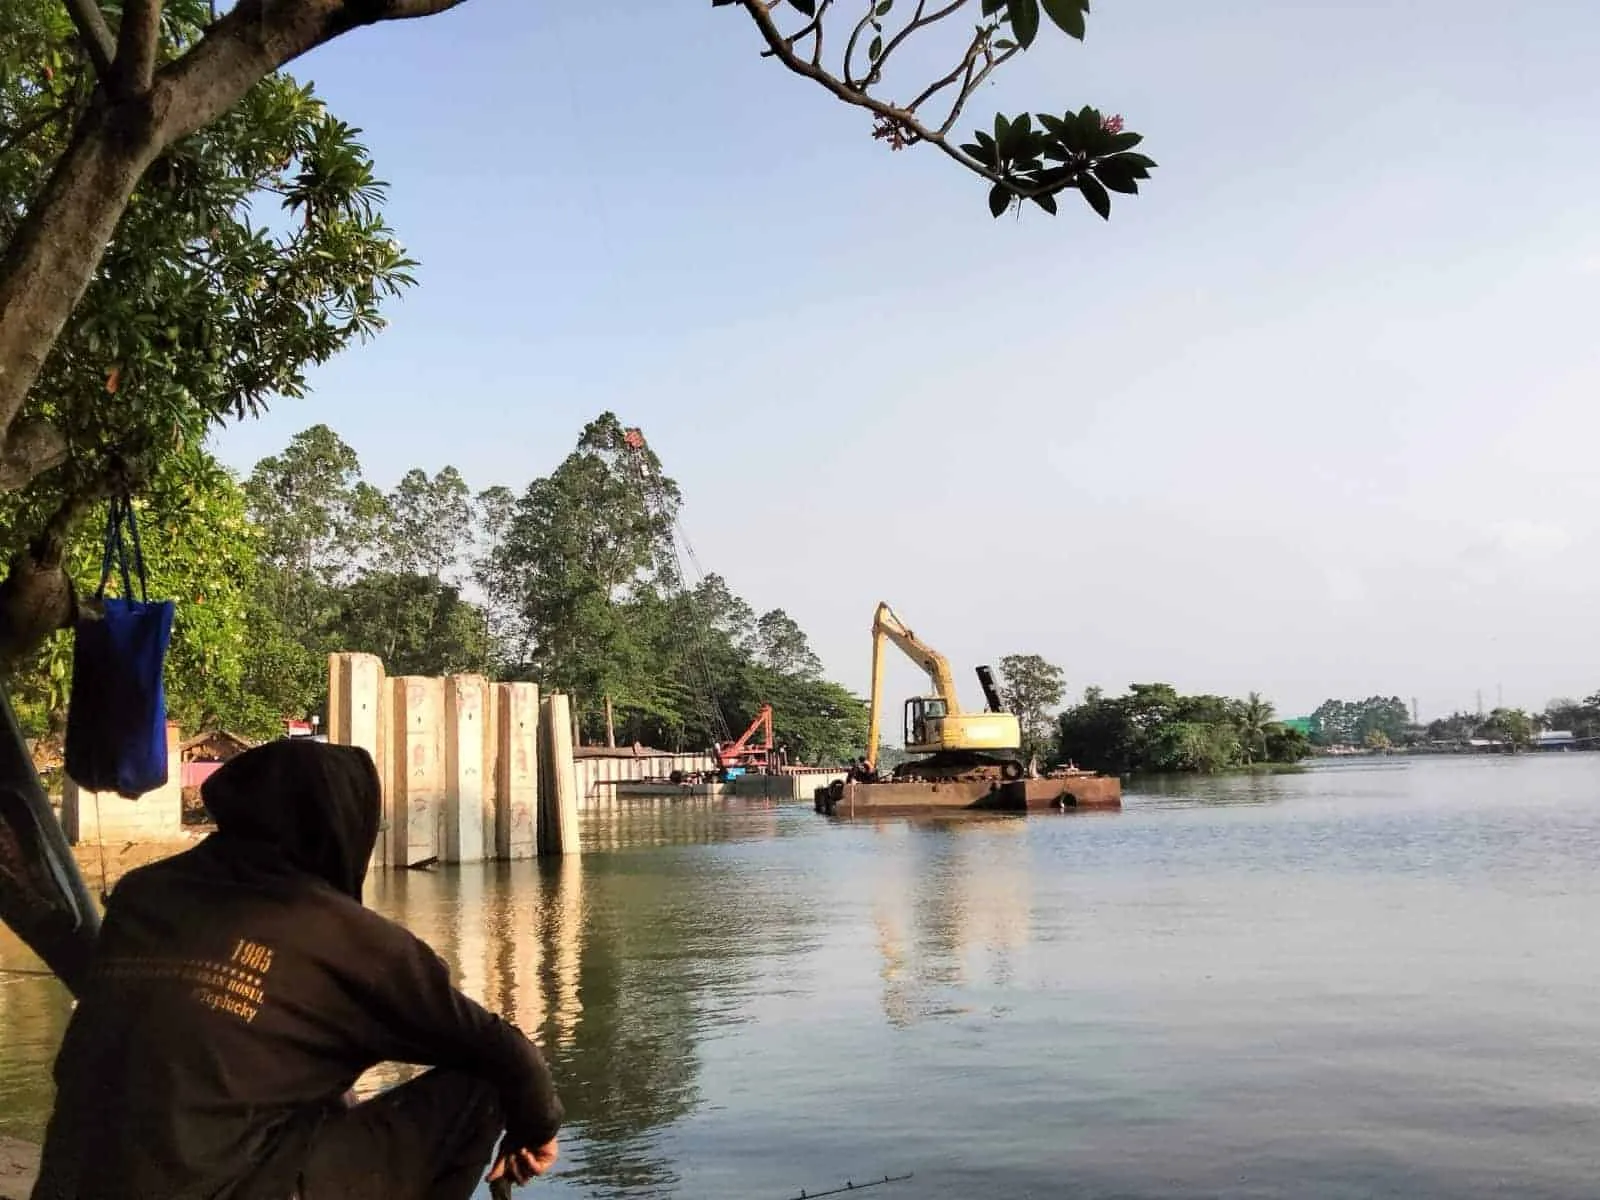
[715,704,775,773]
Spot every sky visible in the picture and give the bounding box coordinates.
[209,0,1600,723]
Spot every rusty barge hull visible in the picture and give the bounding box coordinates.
[820,774,1121,817]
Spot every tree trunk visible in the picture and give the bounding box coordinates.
[604,695,615,748]
[0,96,164,487]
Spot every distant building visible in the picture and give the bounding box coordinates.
[1535,730,1576,750]
[179,730,258,790]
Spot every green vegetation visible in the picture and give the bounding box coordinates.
[996,653,1066,761]
[7,414,869,763]
[0,0,416,666]
[1308,697,1410,748]
[1423,705,1546,750]
[1311,694,1600,751]
[478,414,865,762]
[1055,683,1313,777]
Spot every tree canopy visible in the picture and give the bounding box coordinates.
[1056,683,1312,776]
[0,0,412,662]
[1308,697,1410,748]
[479,413,867,763]
[997,652,1065,759]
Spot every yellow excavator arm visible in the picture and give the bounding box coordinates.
[866,601,968,771]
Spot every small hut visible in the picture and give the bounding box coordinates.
[179,730,258,822]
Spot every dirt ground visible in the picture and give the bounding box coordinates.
[0,1136,37,1200]
[69,831,210,894]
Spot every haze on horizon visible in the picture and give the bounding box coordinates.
[210,1,1600,724]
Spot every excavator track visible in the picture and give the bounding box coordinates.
[888,750,1026,783]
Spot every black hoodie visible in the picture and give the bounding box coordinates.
[30,739,563,1200]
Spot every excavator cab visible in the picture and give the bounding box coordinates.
[904,696,947,750]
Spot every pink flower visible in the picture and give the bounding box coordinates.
[1102,114,1125,134]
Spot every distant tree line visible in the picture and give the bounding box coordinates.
[1307,693,1600,752]
[1053,683,1311,776]
[7,413,868,764]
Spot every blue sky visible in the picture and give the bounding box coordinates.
[212,0,1600,721]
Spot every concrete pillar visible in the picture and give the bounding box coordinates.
[328,653,387,872]
[390,677,445,867]
[540,693,580,856]
[481,685,499,863]
[443,675,489,864]
[326,653,348,746]
[495,683,540,860]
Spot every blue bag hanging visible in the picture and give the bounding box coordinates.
[63,496,176,799]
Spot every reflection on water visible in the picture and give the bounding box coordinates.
[4,761,1600,1199]
[871,817,1032,1026]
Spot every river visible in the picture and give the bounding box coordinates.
[3,755,1599,1199]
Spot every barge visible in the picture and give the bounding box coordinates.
[815,770,1121,817]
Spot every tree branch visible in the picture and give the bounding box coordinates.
[936,40,1017,135]
[361,0,472,18]
[0,105,73,158]
[156,0,473,143]
[736,0,1034,196]
[112,0,165,98]
[61,0,116,81]
[872,0,968,83]
[842,6,878,89]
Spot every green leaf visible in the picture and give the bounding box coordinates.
[1093,161,1141,194]
[869,34,883,59]
[1078,175,1111,220]
[1006,0,1040,48]
[875,0,894,13]
[988,183,1012,218]
[1030,191,1059,215]
[1040,0,1088,39]
[999,111,1032,156]
[788,0,817,14]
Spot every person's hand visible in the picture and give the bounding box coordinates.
[487,1137,559,1188]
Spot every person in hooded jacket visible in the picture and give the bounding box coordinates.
[29,738,563,1200]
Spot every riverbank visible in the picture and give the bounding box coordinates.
[0,1137,36,1200]
[69,832,206,894]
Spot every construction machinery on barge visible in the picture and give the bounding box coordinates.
[815,602,1120,817]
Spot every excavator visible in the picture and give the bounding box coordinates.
[865,602,1026,783]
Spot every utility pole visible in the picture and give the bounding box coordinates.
[1476,690,1484,719]
[1411,697,1419,726]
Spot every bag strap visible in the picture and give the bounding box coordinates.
[95,498,128,601]
[121,496,150,603]
[94,496,149,603]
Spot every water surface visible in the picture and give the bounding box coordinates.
[3,756,1598,1198]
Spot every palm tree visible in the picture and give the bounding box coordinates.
[1237,692,1276,764]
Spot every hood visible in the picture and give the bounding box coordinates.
[201,740,381,900]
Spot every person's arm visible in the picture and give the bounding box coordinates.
[335,918,564,1151]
